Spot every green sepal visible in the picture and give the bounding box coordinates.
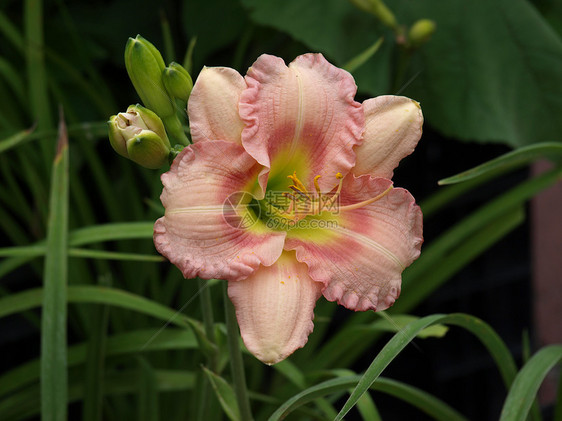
[126,131,170,169]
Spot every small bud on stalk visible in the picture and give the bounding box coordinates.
[408,19,436,47]
[163,62,193,103]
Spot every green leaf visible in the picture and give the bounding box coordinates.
[374,313,448,338]
[202,367,241,421]
[82,298,109,421]
[439,142,562,185]
[0,127,35,154]
[0,370,196,421]
[268,375,468,421]
[40,116,69,421]
[343,36,384,74]
[0,285,201,330]
[241,0,391,94]
[396,0,562,146]
[397,166,562,313]
[138,358,159,421]
[499,345,562,421]
[0,329,196,399]
[395,206,525,314]
[335,313,518,420]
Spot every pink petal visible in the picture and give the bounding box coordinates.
[285,175,423,312]
[228,252,323,364]
[188,67,246,144]
[239,53,364,192]
[353,96,423,179]
[154,140,286,281]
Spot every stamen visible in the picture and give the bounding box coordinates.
[287,172,307,192]
[313,175,322,195]
[339,185,393,211]
[289,186,311,201]
[325,172,345,208]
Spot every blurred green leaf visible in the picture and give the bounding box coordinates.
[0,370,196,421]
[374,313,448,338]
[183,0,249,72]
[396,0,562,146]
[202,367,241,421]
[269,375,468,421]
[499,345,562,421]
[335,313,518,420]
[40,115,69,421]
[0,329,196,400]
[241,0,392,94]
[439,142,562,185]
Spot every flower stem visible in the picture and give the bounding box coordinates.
[197,278,216,346]
[223,282,253,421]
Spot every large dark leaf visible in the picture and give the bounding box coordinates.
[241,0,562,147]
[241,0,392,95]
[397,0,562,146]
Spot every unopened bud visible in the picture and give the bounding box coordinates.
[108,104,171,169]
[348,0,397,29]
[124,35,175,118]
[409,19,436,47]
[163,62,193,102]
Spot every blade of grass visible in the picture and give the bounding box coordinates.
[0,328,196,399]
[138,358,159,421]
[25,0,53,165]
[311,206,522,370]
[160,10,175,63]
[439,142,562,185]
[0,56,26,104]
[0,285,208,330]
[343,36,384,73]
[82,289,110,421]
[268,375,468,421]
[0,246,163,262]
[0,11,25,52]
[335,313,518,420]
[393,205,525,313]
[40,112,69,420]
[224,282,253,421]
[0,370,196,421]
[499,345,562,421]
[202,367,241,421]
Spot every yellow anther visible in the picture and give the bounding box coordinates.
[287,171,307,192]
[336,172,343,179]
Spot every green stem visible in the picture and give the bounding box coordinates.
[223,282,253,421]
[198,279,215,343]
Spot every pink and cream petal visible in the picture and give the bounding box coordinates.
[228,251,323,364]
[188,66,247,144]
[353,96,423,179]
[154,140,285,282]
[239,53,364,193]
[285,175,423,312]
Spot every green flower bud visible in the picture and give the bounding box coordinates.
[348,0,397,29]
[108,104,171,169]
[124,35,175,118]
[163,62,193,102]
[409,19,436,47]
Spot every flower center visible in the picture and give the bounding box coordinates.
[263,171,393,226]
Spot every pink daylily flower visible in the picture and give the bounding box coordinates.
[154,53,424,365]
